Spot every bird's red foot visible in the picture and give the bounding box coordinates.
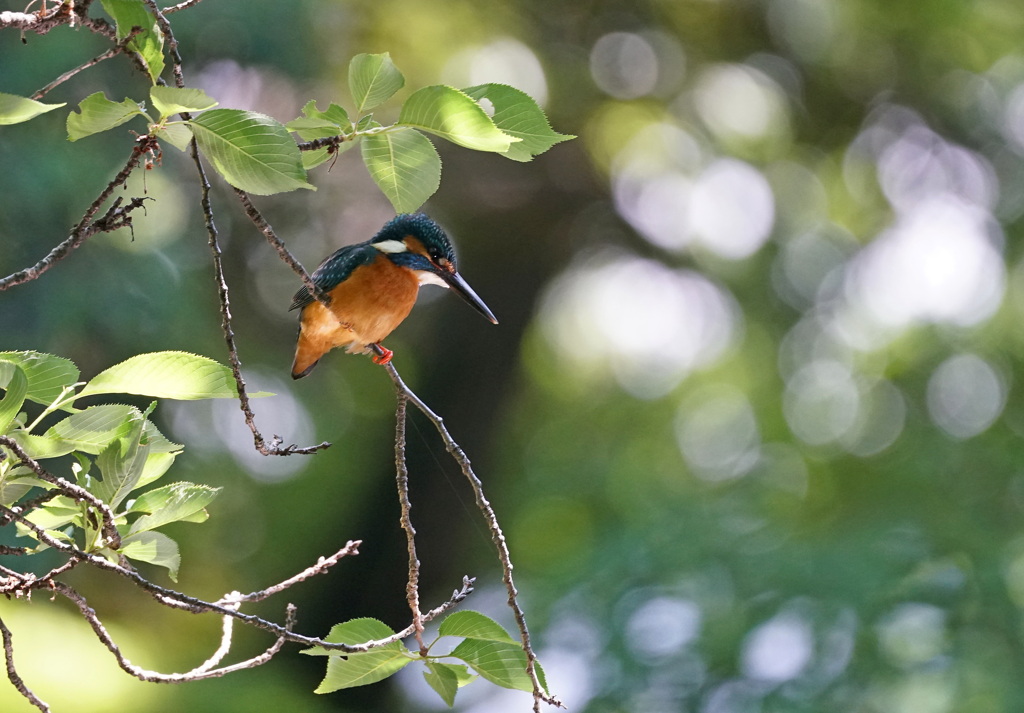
[372,345,393,365]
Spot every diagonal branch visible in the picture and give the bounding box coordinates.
[394,393,426,653]
[186,142,329,456]
[0,616,50,713]
[377,354,562,711]
[0,146,148,292]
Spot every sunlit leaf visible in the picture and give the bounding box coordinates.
[78,351,267,400]
[120,530,181,580]
[46,405,138,454]
[463,83,574,162]
[67,92,147,141]
[154,122,193,151]
[0,92,66,126]
[100,0,165,83]
[149,86,218,118]
[303,618,401,656]
[450,639,542,693]
[287,100,356,169]
[438,610,519,644]
[127,482,220,533]
[361,128,441,212]
[398,85,518,152]
[424,662,475,707]
[92,413,149,508]
[0,351,79,406]
[0,364,27,434]
[349,53,405,113]
[190,109,314,195]
[304,618,412,693]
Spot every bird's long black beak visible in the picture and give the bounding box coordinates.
[441,270,499,324]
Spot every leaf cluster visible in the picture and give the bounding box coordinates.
[306,611,548,707]
[0,351,255,580]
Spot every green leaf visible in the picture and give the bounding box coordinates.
[438,610,519,644]
[304,618,412,693]
[424,662,475,707]
[463,83,574,162]
[67,92,147,141]
[450,639,541,693]
[0,351,80,406]
[120,530,181,580]
[287,100,356,169]
[0,365,27,434]
[349,53,405,113]
[5,431,76,460]
[0,92,66,126]
[78,351,263,400]
[127,482,220,534]
[397,85,518,152]
[149,86,218,119]
[303,618,400,656]
[100,0,165,83]
[0,475,40,507]
[154,122,193,151]
[92,412,149,508]
[23,495,81,532]
[361,129,441,212]
[46,405,138,454]
[190,109,314,195]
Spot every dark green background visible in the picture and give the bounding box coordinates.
[4,0,1024,711]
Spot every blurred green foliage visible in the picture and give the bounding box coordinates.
[5,0,1024,712]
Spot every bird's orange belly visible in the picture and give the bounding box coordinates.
[300,254,421,353]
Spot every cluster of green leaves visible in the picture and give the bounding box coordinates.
[306,611,547,707]
[0,351,253,580]
[3,0,571,209]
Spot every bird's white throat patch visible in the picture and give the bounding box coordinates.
[417,271,449,287]
[373,239,408,254]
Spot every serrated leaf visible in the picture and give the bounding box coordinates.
[361,129,440,212]
[0,476,38,507]
[450,639,541,693]
[288,101,356,169]
[92,413,149,508]
[120,530,181,580]
[190,109,314,195]
[463,83,574,162]
[127,482,219,533]
[23,495,80,532]
[155,122,193,151]
[0,92,66,126]
[0,351,80,406]
[67,92,147,141]
[438,610,519,644]
[100,0,165,83]
[304,618,400,656]
[149,86,218,118]
[304,618,412,693]
[47,405,138,454]
[5,431,75,460]
[78,351,264,400]
[349,53,405,113]
[398,85,518,152]
[424,662,475,707]
[0,364,27,434]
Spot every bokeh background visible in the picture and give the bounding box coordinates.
[4,0,1024,711]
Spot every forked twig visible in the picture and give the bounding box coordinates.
[377,352,562,711]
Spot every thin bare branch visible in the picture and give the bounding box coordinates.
[187,144,330,456]
[0,147,148,292]
[228,540,361,603]
[140,0,184,88]
[0,436,121,549]
[233,188,327,306]
[0,616,50,712]
[378,355,562,711]
[162,0,205,14]
[394,393,426,653]
[31,26,146,100]
[52,581,296,682]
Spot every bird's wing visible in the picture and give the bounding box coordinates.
[290,243,377,311]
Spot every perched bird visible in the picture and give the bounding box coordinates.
[290,213,498,379]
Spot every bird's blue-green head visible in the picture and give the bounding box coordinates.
[371,213,498,324]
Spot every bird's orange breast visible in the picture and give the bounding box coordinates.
[296,252,420,361]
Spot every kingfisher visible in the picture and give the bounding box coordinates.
[290,213,498,379]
